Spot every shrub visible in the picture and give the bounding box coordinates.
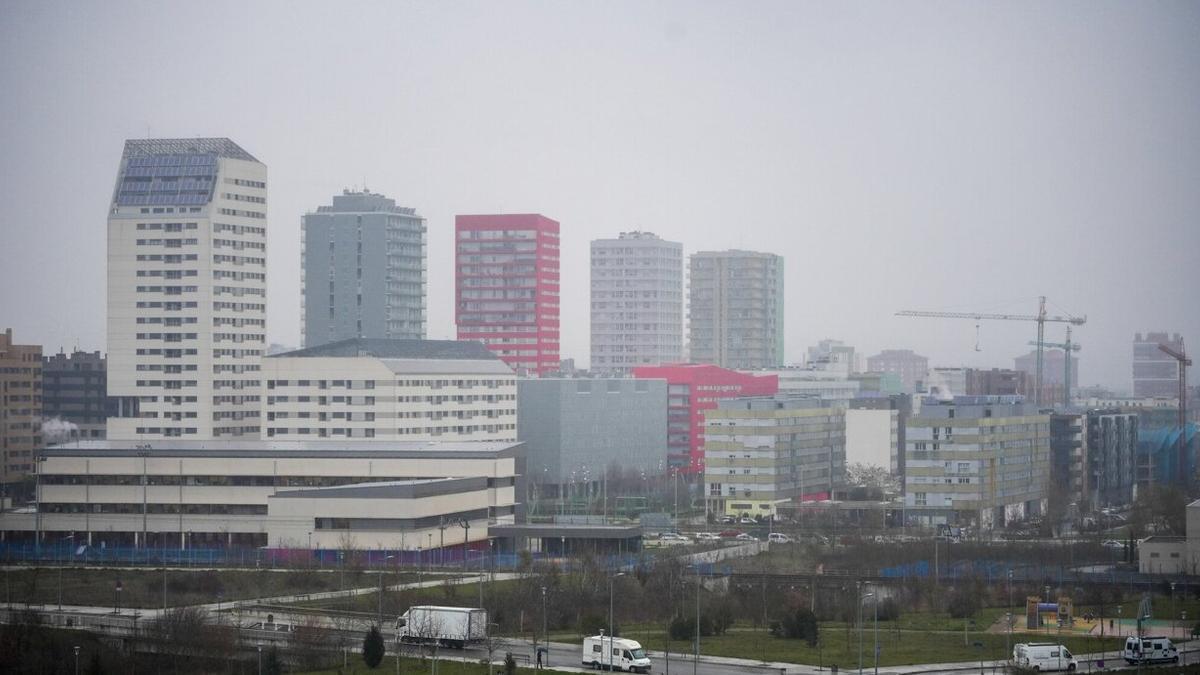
[876,597,901,622]
[362,625,385,668]
[669,615,694,641]
[947,587,979,619]
[771,606,819,646]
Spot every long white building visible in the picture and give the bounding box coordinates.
[262,338,517,441]
[107,138,268,440]
[5,440,522,551]
[590,231,683,375]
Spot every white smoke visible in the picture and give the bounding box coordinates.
[40,417,79,444]
[926,371,955,402]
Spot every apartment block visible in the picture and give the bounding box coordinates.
[704,396,846,518]
[903,396,1050,530]
[42,349,109,441]
[1015,349,1079,405]
[590,231,683,375]
[517,378,668,493]
[1133,332,1185,398]
[866,349,928,394]
[632,364,778,474]
[262,338,516,442]
[965,368,1028,398]
[0,329,41,487]
[301,190,426,346]
[106,138,267,440]
[455,214,560,376]
[688,250,784,369]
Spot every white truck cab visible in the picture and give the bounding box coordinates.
[1124,636,1179,664]
[1013,643,1078,671]
[582,633,651,672]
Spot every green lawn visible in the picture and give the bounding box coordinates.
[0,567,425,609]
[298,654,566,674]
[292,578,517,614]
[561,620,1121,667]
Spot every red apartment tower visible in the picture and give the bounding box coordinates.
[455,214,560,376]
[632,364,778,475]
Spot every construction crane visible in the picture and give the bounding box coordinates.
[1028,325,1081,407]
[897,296,1086,406]
[1157,341,1191,487]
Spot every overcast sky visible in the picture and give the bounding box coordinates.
[1,1,1197,391]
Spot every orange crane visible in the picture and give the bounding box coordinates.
[896,296,1086,406]
[1157,341,1191,486]
[1028,325,1081,407]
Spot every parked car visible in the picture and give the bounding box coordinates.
[735,532,759,541]
[695,532,721,541]
[738,516,757,525]
[720,515,737,524]
[767,532,792,543]
[659,532,692,544]
[1101,539,1124,550]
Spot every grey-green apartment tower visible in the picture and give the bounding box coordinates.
[688,250,784,368]
[302,190,426,346]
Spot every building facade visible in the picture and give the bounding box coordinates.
[632,364,778,474]
[517,378,668,495]
[806,339,857,374]
[1,329,41,488]
[903,396,1050,529]
[965,368,1028,397]
[301,190,426,346]
[1133,332,1185,399]
[262,339,517,442]
[1,440,522,551]
[688,250,784,369]
[42,349,109,441]
[1015,349,1079,405]
[866,349,928,394]
[106,138,268,440]
[455,214,560,376]
[704,396,846,517]
[589,232,683,376]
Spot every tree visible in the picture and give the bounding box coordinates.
[771,605,820,646]
[362,625,385,668]
[263,646,284,675]
[504,652,518,675]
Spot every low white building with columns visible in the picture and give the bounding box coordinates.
[2,439,523,552]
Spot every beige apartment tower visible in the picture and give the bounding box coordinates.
[107,139,268,440]
[0,329,42,488]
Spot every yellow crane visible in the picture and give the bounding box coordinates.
[1028,325,1081,407]
[896,296,1086,406]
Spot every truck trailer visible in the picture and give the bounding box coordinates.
[396,605,488,649]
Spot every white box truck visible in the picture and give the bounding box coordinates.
[1012,643,1078,671]
[396,605,488,649]
[1124,636,1179,665]
[582,633,651,672]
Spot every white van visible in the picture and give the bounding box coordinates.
[767,532,792,543]
[1013,643,1078,671]
[582,634,651,672]
[1124,636,1179,664]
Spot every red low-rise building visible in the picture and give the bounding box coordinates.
[632,363,778,475]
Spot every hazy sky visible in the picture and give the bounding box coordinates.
[2,1,1197,391]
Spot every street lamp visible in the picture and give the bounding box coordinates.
[1006,569,1013,659]
[858,583,876,675]
[73,646,80,675]
[608,572,626,672]
[114,580,123,616]
[257,642,263,675]
[541,585,549,668]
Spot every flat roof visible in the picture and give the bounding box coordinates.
[271,476,487,499]
[489,523,642,539]
[277,338,500,361]
[43,439,523,460]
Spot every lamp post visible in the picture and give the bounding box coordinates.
[379,555,395,627]
[858,582,875,675]
[694,573,701,675]
[257,642,263,675]
[73,646,80,675]
[1171,582,1177,637]
[114,580,122,616]
[1006,569,1013,658]
[609,572,626,672]
[541,586,548,667]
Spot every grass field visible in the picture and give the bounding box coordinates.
[298,654,564,674]
[556,619,1122,667]
[0,566,427,609]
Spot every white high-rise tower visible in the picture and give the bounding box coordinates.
[590,231,683,375]
[107,138,267,439]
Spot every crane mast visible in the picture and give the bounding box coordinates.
[1029,325,1081,407]
[897,296,1086,406]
